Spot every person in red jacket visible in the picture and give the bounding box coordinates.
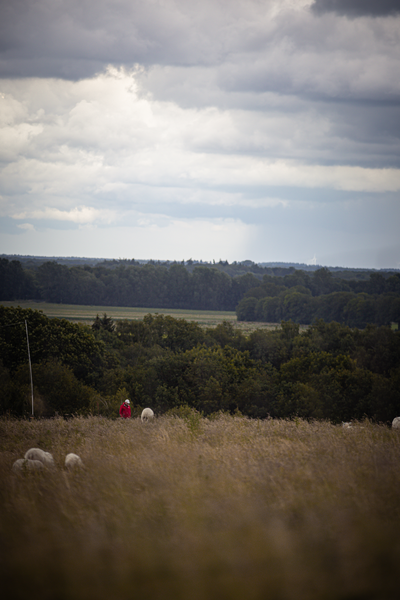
[119,399,131,419]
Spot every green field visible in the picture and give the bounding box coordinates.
[0,300,281,332]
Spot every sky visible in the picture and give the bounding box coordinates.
[1,0,400,269]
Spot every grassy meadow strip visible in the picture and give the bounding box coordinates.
[1,414,399,600]
[0,299,281,331]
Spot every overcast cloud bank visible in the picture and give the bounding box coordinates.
[1,0,399,268]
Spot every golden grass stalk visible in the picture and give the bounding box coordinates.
[1,415,399,600]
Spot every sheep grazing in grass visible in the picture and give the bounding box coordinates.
[392,417,400,429]
[24,448,55,466]
[65,453,83,469]
[141,408,154,422]
[12,458,44,473]
[342,422,352,429]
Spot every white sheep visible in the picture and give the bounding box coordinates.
[392,417,400,429]
[342,422,352,429]
[65,453,84,469]
[141,408,154,422]
[24,448,55,466]
[12,458,44,473]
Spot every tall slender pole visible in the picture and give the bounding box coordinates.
[25,320,34,418]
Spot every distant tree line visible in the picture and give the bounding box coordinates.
[0,258,259,310]
[1,306,400,424]
[236,268,400,328]
[1,258,400,327]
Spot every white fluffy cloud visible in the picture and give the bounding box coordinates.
[0,0,399,267]
[2,69,399,204]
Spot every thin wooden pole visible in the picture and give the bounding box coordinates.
[25,320,34,418]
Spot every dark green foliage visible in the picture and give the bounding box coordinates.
[236,267,400,327]
[14,361,95,416]
[0,258,39,300]
[115,314,207,353]
[246,329,288,368]
[1,258,261,310]
[0,359,95,417]
[36,261,73,303]
[237,284,400,328]
[236,297,258,321]
[277,352,370,422]
[92,313,115,332]
[0,359,15,415]
[145,345,274,418]
[2,258,400,326]
[1,306,400,424]
[0,305,106,388]
[112,315,400,424]
[206,320,246,350]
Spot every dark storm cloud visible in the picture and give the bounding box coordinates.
[1,0,263,80]
[0,0,203,79]
[139,63,400,169]
[312,0,400,17]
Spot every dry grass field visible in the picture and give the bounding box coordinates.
[1,414,399,600]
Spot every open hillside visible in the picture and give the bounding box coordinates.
[1,415,399,600]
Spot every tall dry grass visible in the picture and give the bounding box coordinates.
[1,414,399,600]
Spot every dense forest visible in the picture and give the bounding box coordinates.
[0,257,262,310]
[236,268,400,328]
[1,257,400,328]
[1,306,399,424]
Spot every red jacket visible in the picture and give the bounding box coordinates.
[119,403,131,418]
